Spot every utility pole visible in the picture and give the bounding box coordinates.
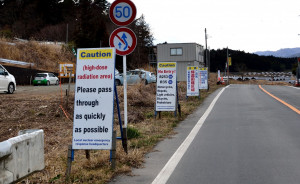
[296,15,300,85]
[297,58,300,85]
[205,28,208,71]
[227,47,229,85]
[66,23,69,44]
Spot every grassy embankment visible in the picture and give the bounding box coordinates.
[0,38,74,71]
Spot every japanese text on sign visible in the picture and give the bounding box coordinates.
[156,62,177,111]
[199,67,208,90]
[187,66,199,96]
[59,63,75,78]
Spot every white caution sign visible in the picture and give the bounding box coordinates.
[72,48,116,150]
[156,62,177,111]
[199,67,208,90]
[187,66,199,96]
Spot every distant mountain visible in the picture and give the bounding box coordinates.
[255,48,300,58]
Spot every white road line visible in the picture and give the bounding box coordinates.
[288,86,300,90]
[151,85,230,184]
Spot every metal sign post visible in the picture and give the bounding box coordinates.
[109,26,137,129]
[123,56,127,128]
[227,47,230,85]
[297,58,300,86]
[109,0,137,153]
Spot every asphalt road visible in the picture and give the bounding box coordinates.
[111,84,300,184]
[13,83,75,95]
[262,85,300,110]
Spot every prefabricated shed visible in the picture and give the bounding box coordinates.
[157,43,204,81]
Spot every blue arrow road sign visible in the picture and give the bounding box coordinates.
[122,33,128,50]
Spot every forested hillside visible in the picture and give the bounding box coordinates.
[209,49,298,74]
[0,0,154,69]
[0,0,298,73]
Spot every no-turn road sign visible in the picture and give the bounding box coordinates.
[109,27,137,56]
[109,0,137,26]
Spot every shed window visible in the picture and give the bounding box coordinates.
[170,48,182,56]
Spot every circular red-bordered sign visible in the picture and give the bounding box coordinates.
[109,0,137,26]
[109,27,137,56]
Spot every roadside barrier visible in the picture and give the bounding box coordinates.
[0,129,44,184]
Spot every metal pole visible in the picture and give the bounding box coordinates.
[65,71,72,109]
[85,150,90,160]
[297,58,300,85]
[66,24,68,44]
[227,47,229,85]
[65,145,72,178]
[123,56,128,128]
[205,28,208,70]
[123,127,128,153]
[110,131,116,170]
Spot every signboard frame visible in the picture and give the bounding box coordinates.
[59,63,75,78]
[187,66,199,96]
[199,67,208,90]
[72,48,116,150]
[156,62,177,112]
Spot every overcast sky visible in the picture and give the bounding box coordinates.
[107,0,300,53]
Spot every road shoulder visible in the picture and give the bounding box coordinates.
[110,87,224,184]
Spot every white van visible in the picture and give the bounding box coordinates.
[0,64,16,94]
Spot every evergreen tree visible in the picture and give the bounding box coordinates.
[127,15,154,68]
[73,0,109,48]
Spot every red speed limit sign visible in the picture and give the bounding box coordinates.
[109,0,137,26]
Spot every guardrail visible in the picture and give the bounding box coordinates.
[0,129,44,184]
[0,58,34,67]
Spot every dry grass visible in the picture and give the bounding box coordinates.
[1,67,293,183]
[0,37,75,72]
[1,38,295,183]
[2,37,293,183]
[0,73,223,184]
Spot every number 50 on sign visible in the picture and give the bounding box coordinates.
[109,0,137,26]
